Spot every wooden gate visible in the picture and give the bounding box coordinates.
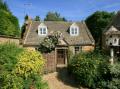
[57,49,65,64]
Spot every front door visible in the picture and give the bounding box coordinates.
[57,49,65,64]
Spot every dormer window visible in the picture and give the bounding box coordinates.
[38,23,47,36]
[70,23,79,36]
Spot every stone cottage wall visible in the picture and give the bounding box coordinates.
[82,46,94,52]
[69,45,94,54]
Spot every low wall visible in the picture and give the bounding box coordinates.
[0,36,19,45]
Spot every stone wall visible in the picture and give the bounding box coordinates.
[69,45,94,54]
[82,46,95,52]
[24,47,36,51]
[0,36,19,45]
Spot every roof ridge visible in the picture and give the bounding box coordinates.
[83,22,95,45]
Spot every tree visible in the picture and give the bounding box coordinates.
[85,11,115,48]
[24,14,29,21]
[21,15,29,38]
[0,0,20,37]
[44,12,67,21]
[34,16,40,21]
[0,0,10,12]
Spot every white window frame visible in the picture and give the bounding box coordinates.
[38,24,48,36]
[70,26,79,36]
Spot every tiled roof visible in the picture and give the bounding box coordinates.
[23,21,95,46]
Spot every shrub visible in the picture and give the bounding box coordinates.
[0,43,48,89]
[0,43,24,89]
[14,50,44,78]
[68,51,109,88]
[107,63,120,89]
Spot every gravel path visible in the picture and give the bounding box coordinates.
[43,67,79,89]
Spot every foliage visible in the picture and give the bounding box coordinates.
[0,43,48,89]
[21,14,29,38]
[0,43,23,71]
[24,14,29,21]
[101,63,120,89]
[68,49,120,89]
[0,0,20,37]
[68,51,109,88]
[34,16,40,21]
[0,43,24,88]
[0,0,10,12]
[85,11,115,48]
[21,24,26,38]
[14,50,44,78]
[44,12,67,21]
[38,32,61,53]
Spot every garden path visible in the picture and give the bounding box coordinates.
[43,67,79,89]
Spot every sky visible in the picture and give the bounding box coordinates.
[5,0,120,26]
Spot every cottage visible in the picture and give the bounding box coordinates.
[22,20,95,72]
[102,11,120,64]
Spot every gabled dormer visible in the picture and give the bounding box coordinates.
[38,23,48,36]
[70,23,79,36]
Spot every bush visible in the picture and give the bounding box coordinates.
[14,50,44,78]
[68,51,109,88]
[0,43,48,89]
[107,63,120,89]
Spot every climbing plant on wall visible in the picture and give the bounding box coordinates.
[38,31,61,53]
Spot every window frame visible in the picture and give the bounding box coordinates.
[38,27,47,36]
[70,26,79,36]
[75,46,82,54]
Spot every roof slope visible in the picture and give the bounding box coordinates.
[104,11,120,35]
[23,21,95,46]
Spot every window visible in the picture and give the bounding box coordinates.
[38,27,47,36]
[71,28,74,34]
[38,23,47,36]
[40,28,42,34]
[75,46,81,54]
[114,39,117,44]
[75,28,77,34]
[70,27,79,36]
[70,23,79,36]
[43,28,46,34]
